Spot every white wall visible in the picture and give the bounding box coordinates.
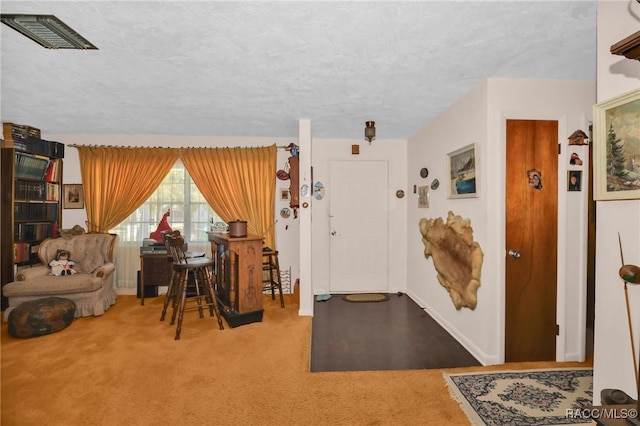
[593,0,640,401]
[407,78,595,366]
[298,119,313,316]
[488,78,595,365]
[310,137,408,299]
[407,81,494,363]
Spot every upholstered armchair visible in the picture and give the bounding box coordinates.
[3,233,118,320]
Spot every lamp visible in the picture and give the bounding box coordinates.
[364,121,376,144]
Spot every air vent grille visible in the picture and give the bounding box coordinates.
[1,14,97,50]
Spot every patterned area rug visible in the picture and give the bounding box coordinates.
[341,293,390,303]
[444,368,593,425]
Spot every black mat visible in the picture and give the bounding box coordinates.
[310,293,481,372]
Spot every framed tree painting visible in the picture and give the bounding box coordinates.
[447,143,478,198]
[593,88,640,201]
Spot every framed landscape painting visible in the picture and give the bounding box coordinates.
[593,88,640,201]
[447,143,477,199]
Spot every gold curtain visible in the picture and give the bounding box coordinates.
[77,146,179,232]
[180,145,277,249]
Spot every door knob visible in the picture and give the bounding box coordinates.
[508,249,521,259]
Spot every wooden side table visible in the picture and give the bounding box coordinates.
[139,253,172,306]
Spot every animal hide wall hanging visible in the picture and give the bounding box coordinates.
[419,211,484,310]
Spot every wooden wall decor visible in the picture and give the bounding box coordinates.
[419,211,484,310]
[610,29,640,61]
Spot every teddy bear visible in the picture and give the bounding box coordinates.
[59,224,86,239]
[49,250,77,276]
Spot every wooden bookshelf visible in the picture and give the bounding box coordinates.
[1,123,64,310]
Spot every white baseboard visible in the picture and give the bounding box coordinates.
[406,289,494,366]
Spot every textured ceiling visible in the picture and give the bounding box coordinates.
[0,1,596,140]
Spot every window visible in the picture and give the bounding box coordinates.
[110,161,222,243]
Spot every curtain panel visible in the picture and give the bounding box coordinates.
[77,146,179,232]
[179,144,277,249]
[75,144,277,249]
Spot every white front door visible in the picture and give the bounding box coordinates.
[329,160,389,293]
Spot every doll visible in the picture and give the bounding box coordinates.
[49,250,77,276]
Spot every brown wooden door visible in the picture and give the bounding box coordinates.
[505,119,558,362]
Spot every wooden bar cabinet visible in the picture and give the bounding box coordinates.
[207,232,264,327]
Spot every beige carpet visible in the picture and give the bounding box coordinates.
[1,295,591,426]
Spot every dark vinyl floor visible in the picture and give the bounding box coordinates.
[310,293,481,372]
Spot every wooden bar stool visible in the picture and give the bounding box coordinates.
[160,230,181,322]
[165,234,224,340]
[262,249,284,308]
[160,231,208,322]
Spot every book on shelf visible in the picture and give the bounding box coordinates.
[14,223,55,241]
[3,122,40,139]
[2,122,64,158]
[14,152,50,180]
[14,181,59,201]
[14,202,59,221]
[47,182,60,201]
[13,242,41,264]
[43,159,60,182]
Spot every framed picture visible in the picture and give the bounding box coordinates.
[447,143,478,199]
[63,184,84,209]
[568,170,582,192]
[418,185,430,208]
[280,188,290,201]
[593,88,640,201]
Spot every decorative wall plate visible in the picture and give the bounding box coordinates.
[396,189,405,199]
[300,184,310,197]
[431,179,440,190]
[420,168,429,178]
[313,181,325,200]
[280,207,291,218]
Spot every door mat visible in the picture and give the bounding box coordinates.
[342,293,390,303]
[444,368,593,425]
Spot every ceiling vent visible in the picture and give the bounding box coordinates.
[0,14,97,50]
